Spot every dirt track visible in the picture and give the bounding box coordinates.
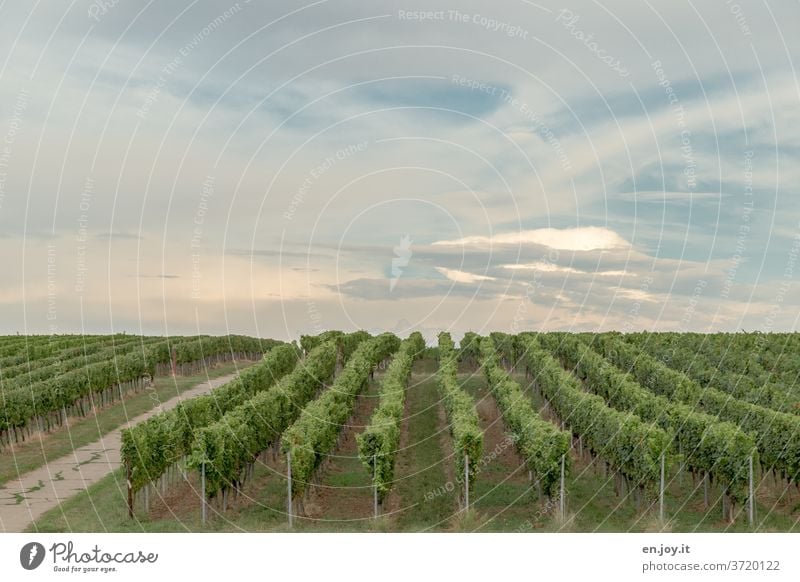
[0,372,241,532]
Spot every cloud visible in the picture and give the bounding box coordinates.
[503,262,583,274]
[432,226,630,252]
[434,267,496,284]
[227,248,334,260]
[94,232,144,241]
[614,190,723,204]
[1,1,798,336]
[502,261,632,277]
[614,287,660,303]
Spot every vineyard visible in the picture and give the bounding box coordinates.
[0,334,273,449]
[2,331,800,533]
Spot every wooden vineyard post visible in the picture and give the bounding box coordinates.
[336,344,344,375]
[748,453,755,528]
[201,462,207,525]
[559,454,566,518]
[722,489,727,522]
[287,450,293,529]
[464,454,470,510]
[659,452,665,522]
[126,463,134,519]
[170,348,177,378]
[373,454,378,519]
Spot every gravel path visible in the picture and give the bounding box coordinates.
[0,372,240,532]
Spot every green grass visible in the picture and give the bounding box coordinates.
[459,371,548,532]
[28,357,800,533]
[0,361,253,487]
[392,359,457,531]
[31,467,191,533]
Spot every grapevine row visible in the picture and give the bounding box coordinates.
[520,335,670,491]
[300,330,371,361]
[745,333,800,386]
[0,334,120,367]
[458,331,482,367]
[596,335,800,484]
[437,332,483,497]
[629,332,796,414]
[0,336,163,387]
[185,340,339,497]
[121,342,300,493]
[488,332,519,369]
[281,333,400,500]
[542,334,754,502]
[655,332,792,384]
[480,336,571,499]
[0,335,274,446]
[357,332,425,502]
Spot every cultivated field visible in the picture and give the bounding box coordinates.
[2,331,799,533]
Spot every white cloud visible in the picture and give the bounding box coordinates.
[502,261,631,277]
[434,267,496,284]
[615,287,659,303]
[503,262,583,274]
[432,226,630,252]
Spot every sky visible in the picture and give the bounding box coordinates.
[0,0,799,343]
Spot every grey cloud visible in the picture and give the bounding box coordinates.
[95,232,145,241]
